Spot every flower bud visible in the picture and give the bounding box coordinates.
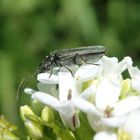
[25,121,43,139]
[41,106,55,123]
[20,105,35,121]
[120,79,131,99]
[20,105,43,139]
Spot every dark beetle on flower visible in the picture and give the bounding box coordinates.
[17,46,107,103]
[38,46,107,75]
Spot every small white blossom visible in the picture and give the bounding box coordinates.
[25,65,100,130]
[99,56,132,83]
[30,72,80,130]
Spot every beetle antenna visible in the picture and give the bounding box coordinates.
[16,71,38,106]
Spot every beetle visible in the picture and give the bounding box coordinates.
[17,45,107,103]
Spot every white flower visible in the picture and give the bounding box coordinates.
[73,56,140,132]
[94,109,140,140]
[29,72,80,130]
[24,54,140,140]
[25,64,100,130]
[99,56,132,83]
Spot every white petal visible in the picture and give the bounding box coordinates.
[87,114,114,132]
[54,101,74,117]
[93,131,117,140]
[37,83,59,98]
[123,56,133,67]
[80,85,96,99]
[32,92,60,109]
[101,115,128,128]
[128,66,140,92]
[117,56,133,73]
[123,109,140,139]
[58,72,78,102]
[95,79,120,111]
[124,56,133,66]
[24,88,35,95]
[128,66,140,79]
[56,102,80,130]
[37,73,59,84]
[113,96,140,116]
[132,80,140,93]
[73,97,102,116]
[75,65,101,82]
[101,56,118,75]
[59,109,80,130]
[57,102,74,116]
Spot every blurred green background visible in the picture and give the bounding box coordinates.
[0,0,140,137]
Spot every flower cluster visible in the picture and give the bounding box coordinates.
[23,55,140,140]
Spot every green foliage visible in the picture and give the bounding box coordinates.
[0,0,140,137]
[20,105,77,140]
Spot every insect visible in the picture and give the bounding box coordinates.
[38,45,107,74]
[17,46,107,103]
